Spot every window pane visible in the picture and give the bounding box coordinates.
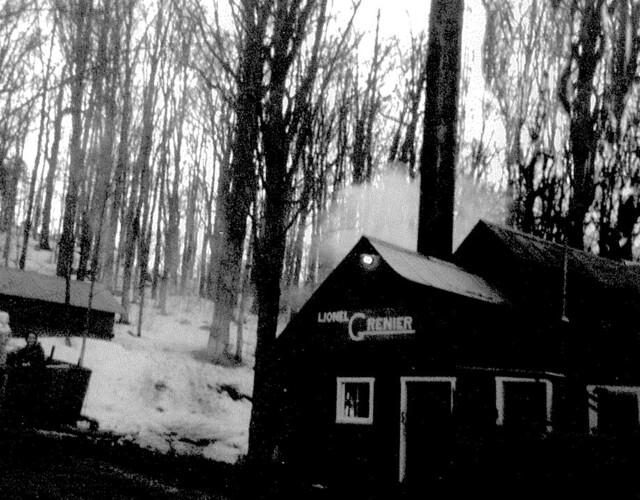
[597,390,639,435]
[503,381,547,431]
[344,382,370,419]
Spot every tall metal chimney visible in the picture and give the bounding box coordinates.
[417,0,464,259]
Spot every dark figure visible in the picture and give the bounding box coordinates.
[11,333,46,426]
[14,333,45,368]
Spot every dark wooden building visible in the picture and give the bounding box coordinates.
[273,221,640,494]
[0,267,123,340]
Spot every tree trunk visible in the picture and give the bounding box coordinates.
[156,96,172,313]
[40,73,66,251]
[2,159,20,267]
[135,149,155,308]
[164,163,181,292]
[77,212,92,280]
[399,35,428,175]
[102,0,133,290]
[207,0,266,360]
[76,0,113,282]
[564,0,604,248]
[32,136,48,240]
[205,125,231,301]
[352,12,384,185]
[151,160,165,300]
[89,27,118,282]
[235,227,255,364]
[120,4,164,321]
[164,102,186,298]
[199,156,216,298]
[57,0,93,279]
[20,16,57,269]
[248,0,328,487]
[305,198,321,286]
[180,162,199,294]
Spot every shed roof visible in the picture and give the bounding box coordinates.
[366,236,507,304]
[0,266,124,315]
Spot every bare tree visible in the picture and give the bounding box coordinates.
[351,10,389,185]
[101,0,137,290]
[39,70,66,251]
[557,0,604,248]
[119,0,167,321]
[180,137,201,294]
[20,9,59,269]
[56,0,94,280]
[249,0,360,481]
[206,0,268,361]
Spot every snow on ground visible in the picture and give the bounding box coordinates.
[6,238,259,464]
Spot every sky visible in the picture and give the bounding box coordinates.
[356,0,431,37]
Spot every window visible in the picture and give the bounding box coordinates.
[336,377,374,424]
[496,377,553,432]
[587,385,640,435]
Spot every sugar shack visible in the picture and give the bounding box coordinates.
[271,220,640,494]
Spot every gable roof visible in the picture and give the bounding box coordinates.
[365,236,507,304]
[0,266,124,315]
[483,221,640,285]
[455,220,640,313]
[277,234,508,346]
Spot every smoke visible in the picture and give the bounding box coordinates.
[318,167,420,273]
[317,167,509,277]
[454,173,509,249]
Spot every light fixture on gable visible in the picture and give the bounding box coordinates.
[360,253,379,270]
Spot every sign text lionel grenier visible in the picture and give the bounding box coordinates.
[317,310,415,341]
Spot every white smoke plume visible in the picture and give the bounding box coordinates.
[317,167,508,278]
[318,168,419,271]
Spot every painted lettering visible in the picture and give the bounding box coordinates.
[348,313,367,341]
[405,317,412,331]
[318,311,349,323]
[325,310,416,340]
[365,316,414,333]
[349,313,416,340]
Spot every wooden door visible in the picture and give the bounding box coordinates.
[400,377,455,484]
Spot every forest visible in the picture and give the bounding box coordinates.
[2,0,640,414]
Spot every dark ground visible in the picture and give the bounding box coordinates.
[4,427,640,500]
[0,427,239,499]
[0,427,332,500]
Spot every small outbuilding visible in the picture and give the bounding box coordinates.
[272,221,640,492]
[0,267,123,340]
